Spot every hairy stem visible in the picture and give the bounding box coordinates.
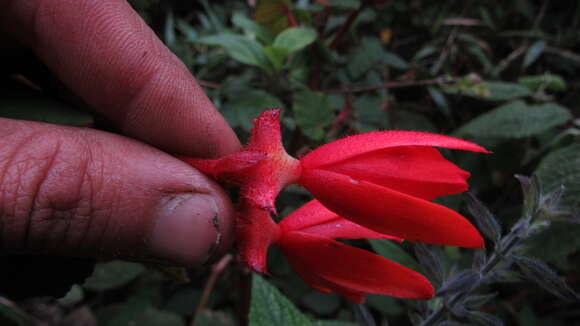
[419,235,521,326]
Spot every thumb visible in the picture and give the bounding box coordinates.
[0,118,234,266]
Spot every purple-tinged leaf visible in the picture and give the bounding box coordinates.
[512,255,580,302]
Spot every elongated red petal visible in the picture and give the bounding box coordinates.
[289,258,365,303]
[301,131,490,169]
[320,146,470,200]
[278,232,434,299]
[279,200,402,241]
[299,169,484,248]
[235,202,280,273]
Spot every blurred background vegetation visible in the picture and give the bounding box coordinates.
[1,0,580,325]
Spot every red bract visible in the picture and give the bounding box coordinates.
[183,108,489,248]
[182,110,300,214]
[239,200,433,303]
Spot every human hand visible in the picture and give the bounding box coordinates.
[0,0,240,266]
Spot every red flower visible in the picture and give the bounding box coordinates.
[238,199,433,303]
[182,108,489,248]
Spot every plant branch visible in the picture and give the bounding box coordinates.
[198,80,220,88]
[419,230,524,326]
[323,77,452,94]
[191,254,233,326]
[329,5,364,50]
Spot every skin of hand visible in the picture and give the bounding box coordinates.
[0,0,241,267]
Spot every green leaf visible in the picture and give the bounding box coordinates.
[292,91,334,140]
[366,295,404,316]
[456,101,571,139]
[130,308,185,326]
[327,0,361,9]
[483,82,532,101]
[195,310,234,326]
[249,274,313,326]
[314,321,357,326]
[369,239,422,272]
[222,90,283,131]
[0,86,93,127]
[273,27,317,53]
[58,284,84,307]
[264,46,290,70]
[523,40,546,68]
[535,144,580,209]
[526,221,580,269]
[383,51,408,70]
[518,74,567,92]
[347,37,384,79]
[444,81,531,101]
[83,261,146,291]
[0,302,33,326]
[232,12,275,44]
[197,34,271,70]
[301,291,340,315]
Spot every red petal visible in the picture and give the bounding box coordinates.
[235,202,280,273]
[279,200,402,241]
[288,254,366,303]
[299,169,484,248]
[301,131,490,169]
[278,232,434,299]
[180,151,266,184]
[320,146,471,200]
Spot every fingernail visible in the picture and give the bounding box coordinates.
[149,193,221,266]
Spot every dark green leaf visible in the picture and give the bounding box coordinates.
[83,261,145,291]
[0,89,93,127]
[249,274,313,326]
[58,284,84,307]
[197,34,271,70]
[456,101,571,139]
[512,255,580,302]
[273,27,317,53]
[347,37,384,79]
[526,221,580,269]
[301,291,340,315]
[314,322,357,326]
[470,311,505,326]
[535,144,580,209]
[366,295,403,316]
[292,91,334,140]
[222,90,283,130]
[383,51,409,70]
[369,239,422,272]
[519,74,567,92]
[327,0,361,9]
[444,81,531,101]
[195,310,234,326]
[523,40,546,68]
[0,302,33,326]
[232,12,275,44]
[133,308,185,326]
[264,46,290,70]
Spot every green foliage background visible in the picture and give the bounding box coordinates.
[1,0,580,325]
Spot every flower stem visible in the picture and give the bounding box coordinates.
[419,235,521,326]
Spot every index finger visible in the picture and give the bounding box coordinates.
[0,0,240,158]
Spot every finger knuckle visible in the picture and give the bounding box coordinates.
[0,128,112,253]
